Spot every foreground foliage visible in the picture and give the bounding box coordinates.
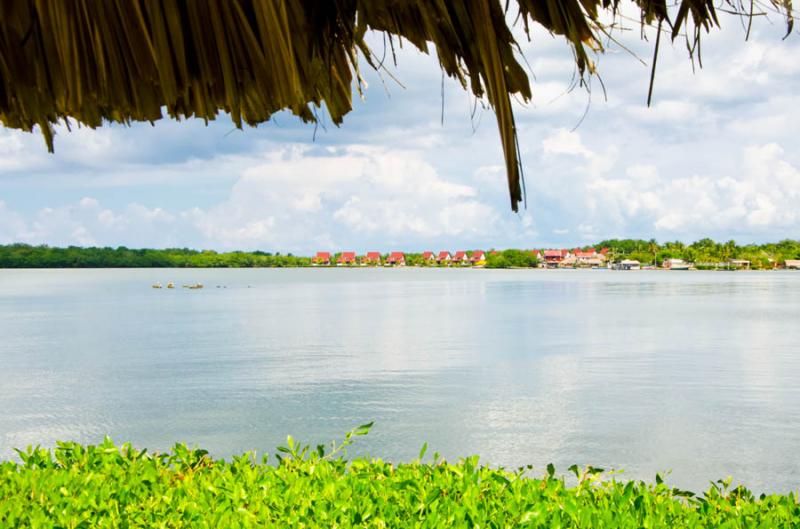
[1,426,798,528]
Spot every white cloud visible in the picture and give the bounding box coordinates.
[539,132,800,239]
[542,128,592,157]
[191,145,496,249]
[0,145,504,250]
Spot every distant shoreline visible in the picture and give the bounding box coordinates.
[1,241,798,271]
[1,266,795,272]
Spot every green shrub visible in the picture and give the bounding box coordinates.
[1,425,798,528]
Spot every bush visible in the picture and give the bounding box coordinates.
[2,425,798,528]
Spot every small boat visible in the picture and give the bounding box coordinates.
[166,282,175,289]
[664,259,691,271]
[151,283,162,289]
[183,283,204,289]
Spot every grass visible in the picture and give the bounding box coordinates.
[1,424,798,528]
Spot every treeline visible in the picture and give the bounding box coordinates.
[594,238,800,269]
[0,245,310,268]
[0,239,798,269]
[484,249,540,269]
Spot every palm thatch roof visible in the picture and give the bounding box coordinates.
[0,1,794,211]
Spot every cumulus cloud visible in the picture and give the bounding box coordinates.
[533,128,800,241]
[0,145,507,251]
[188,145,501,250]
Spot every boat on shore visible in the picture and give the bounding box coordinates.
[664,258,691,271]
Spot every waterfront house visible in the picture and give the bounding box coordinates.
[728,259,750,269]
[543,249,569,268]
[470,250,486,266]
[452,251,470,266]
[572,248,606,267]
[437,251,452,264]
[785,259,800,270]
[313,252,331,266]
[386,252,405,266]
[559,255,578,268]
[363,251,382,266]
[337,252,356,266]
[422,251,435,263]
[616,259,641,270]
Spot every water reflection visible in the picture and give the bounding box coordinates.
[0,269,798,493]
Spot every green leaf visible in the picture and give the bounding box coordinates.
[355,422,374,436]
[568,464,580,478]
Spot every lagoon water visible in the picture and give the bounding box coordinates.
[1,268,799,492]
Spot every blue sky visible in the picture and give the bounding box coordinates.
[1,11,798,253]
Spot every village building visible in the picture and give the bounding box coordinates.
[616,259,641,270]
[543,249,569,268]
[422,251,435,262]
[437,251,452,264]
[470,250,486,266]
[728,259,751,269]
[362,251,382,266]
[572,248,606,268]
[337,252,356,266]
[559,255,577,268]
[313,251,331,266]
[452,251,470,266]
[785,259,800,270]
[386,252,405,266]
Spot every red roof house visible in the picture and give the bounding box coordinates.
[437,251,452,263]
[571,248,606,267]
[470,250,486,263]
[313,251,331,265]
[543,249,569,266]
[386,252,405,266]
[337,251,356,265]
[422,251,435,261]
[572,249,597,259]
[363,251,382,265]
[453,251,469,265]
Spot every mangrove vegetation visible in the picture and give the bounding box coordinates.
[1,426,798,528]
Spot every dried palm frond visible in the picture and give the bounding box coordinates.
[0,1,794,211]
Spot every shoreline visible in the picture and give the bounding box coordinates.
[0,265,795,271]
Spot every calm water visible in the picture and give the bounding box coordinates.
[1,268,798,492]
